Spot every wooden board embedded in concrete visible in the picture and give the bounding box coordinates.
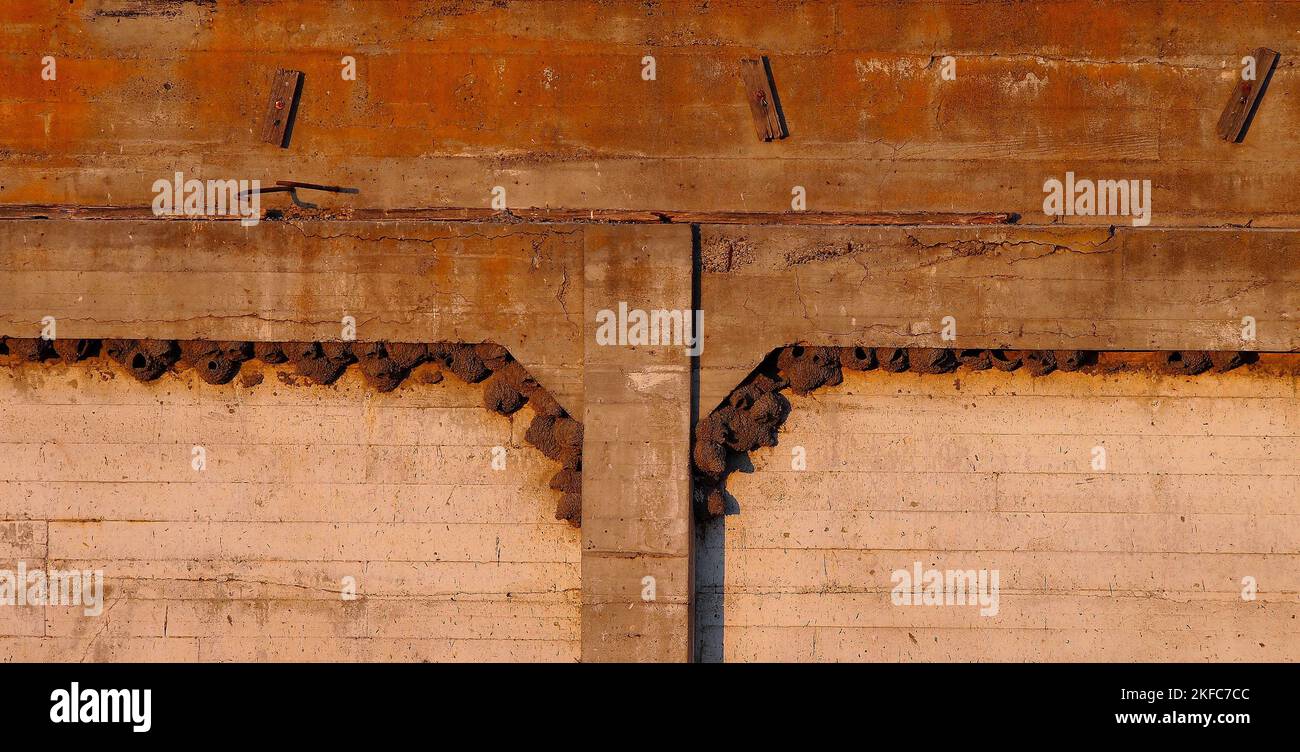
[580,224,693,662]
[1217,47,1280,142]
[260,68,303,147]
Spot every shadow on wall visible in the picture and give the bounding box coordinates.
[695,451,756,662]
[696,515,725,662]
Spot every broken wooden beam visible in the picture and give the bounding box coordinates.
[261,68,304,147]
[740,57,787,141]
[1217,48,1279,143]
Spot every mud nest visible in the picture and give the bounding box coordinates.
[0,337,583,527]
[179,340,254,385]
[689,344,1254,519]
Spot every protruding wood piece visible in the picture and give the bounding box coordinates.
[740,57,788,141]
[1217,48,1279,143]
[261,69,304,147]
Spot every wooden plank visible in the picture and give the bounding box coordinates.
[1217,48,1280,142]
[260,68,303,147]
[739,57,786,141]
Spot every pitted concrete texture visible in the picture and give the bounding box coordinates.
[3,0,1298,663]
[0,360,580,662]
[3,1,1298,226]
[699,366,1300,661]
[580,225,694,662]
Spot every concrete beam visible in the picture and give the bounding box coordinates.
[0,219,586,414]
[4,1,1297,226]
[699,224,1300,407]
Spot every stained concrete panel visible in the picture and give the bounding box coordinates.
[2,1,1297,225]
[580,224,693,662]
[701,366,1300,661]
[0,360,580,662]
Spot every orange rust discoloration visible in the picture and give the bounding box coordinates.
[2,0,1297,217]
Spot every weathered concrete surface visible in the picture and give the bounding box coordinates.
[580,224,693,661]
[1,1,1296,225]
[5,218,1299,662]
[699,224,1300,407]
[0,220,586,413]
[3,0,1298,663]
[0,218,703,661]
[701,366,1300,661]
[0,360,580,662]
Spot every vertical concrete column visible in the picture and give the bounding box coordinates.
[580,225,694,662]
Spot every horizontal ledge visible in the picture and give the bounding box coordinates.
[0,204,1017,227]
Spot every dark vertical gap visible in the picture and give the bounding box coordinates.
[761,55,790,139]
[1235,53,1278,143]
[281,73,305,149]
[689,222,702,662]
[691,222,725,662]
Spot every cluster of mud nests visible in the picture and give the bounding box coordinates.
[0,337,583,527]
[692,345,1261,520]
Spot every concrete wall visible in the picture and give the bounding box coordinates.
[4,1,1297,226]
[0,359,580,662]
[3,0,1298,663]
[700,366,1300,661]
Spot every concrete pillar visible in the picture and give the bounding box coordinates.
[579,225,695,662]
